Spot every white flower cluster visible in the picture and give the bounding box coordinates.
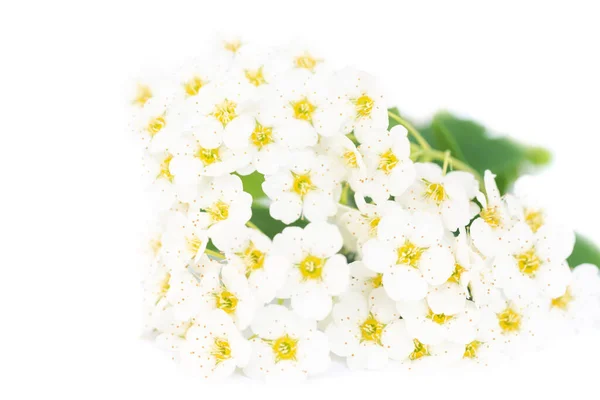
[133,37,600,381]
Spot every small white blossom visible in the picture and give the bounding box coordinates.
[326,291,410,370]
[358,125,416,202]
[331,67,389,141]
[160,212,209,271]
[399,162,479,231]
[361,209,454,301]
[341,195,403,246]
[198,263,256,330]
[244,305,330,381]
[188,174,252,240]
[214,226,291,304]
[492,221,573,303]
[263,150,341,223]
[274,222,349,320]
[179,309,251,379]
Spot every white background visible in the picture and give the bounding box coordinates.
[2,0,600,398]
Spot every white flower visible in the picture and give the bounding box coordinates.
[160,212,209,271]
[273,43,328,76]
[173,56,226,101]
[214,226,291,305]
[316,135,365,186]
[470,170,515,257]
[547,264,600,330]
[361,209,454,301]
[399,162,479,231]
[427,231,477,316]
[188,174,252,240]
[243,304,330,381]
[326,291,411,370]
[492,221,573,302]
[482,300,548,350]
[263,150,340,223]
[261,71,348,143]
[179,309,251,379]
[143,261,173,311]
[198,263,256,330]
[221,110,291,175]
[341,195,403,246]
[133,94,184,154]
[227,46,282,96]
[274,222,349,320]
[348,261,384,295]
[396,298,480,346]
[331,67,389,141]
[141,150,202,208]
[358,125,416,202]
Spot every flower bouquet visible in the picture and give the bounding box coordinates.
[131,37,600,380]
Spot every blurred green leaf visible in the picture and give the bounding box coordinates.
[250,206,308,239]
[390,110,552,194]
[568,234,600,269]
[238,172,266,203]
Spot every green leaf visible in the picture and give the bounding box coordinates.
[413,111,551,194]
[238,172,266,202]
[568,234,600,268]
[249,206,308,239]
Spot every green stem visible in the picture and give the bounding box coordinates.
[246,220,261,231]
[388,110,431,150]
[205,249,224,260]
[442,150,451,175]
[339,182,350,205]
[421,149,484,187]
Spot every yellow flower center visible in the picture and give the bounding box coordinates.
[378,150,399,174]
[551,288,574,310]
[146,114,166,137]
[409,339,430,361]
[186,235,203,255]
[360,313,384,345]
[299,254,324,280]
[463,340,481,359]
[214,290,239,314]
[423,180,447,205]
[250,122,274,149]
[150,238,162,256]
[272,334,298,362]
[368,216,381,237]
[369,273,383,288]
[158,272,171,299]
[211,338,232,364]
[224,40,242,53]
[480,206,502,228]
[525,208,545,233]
[291,97,316,121]
[212,99,238,127]
[294,52,319,71]
[183,75,205,97]
[157,154,174,182]
[244,67,267,87]
[354,95,374,119]
[396,240,427,268]
[447,263,466,284]
[196,146,221,166]
[515,247,541,276]
[207,200,230,222]
[242,242,265,276]
[133,84,152,106]
[497,307,522,333]
[291,172,314,197]
[343,151,359,168]
[427,309,453,325]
